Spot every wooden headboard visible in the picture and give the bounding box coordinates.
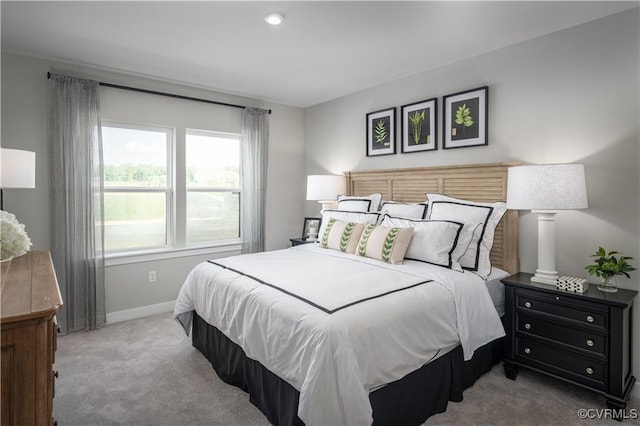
[345,162,520,274]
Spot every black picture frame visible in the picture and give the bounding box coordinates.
[366,107,396,156]
[400,97,437,153]
[443,86,488,149]
[302,217,322,240]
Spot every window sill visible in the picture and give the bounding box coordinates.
[105,243,242,266]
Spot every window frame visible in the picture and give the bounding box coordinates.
[101,121,242,262]
[102,121,174,255]
[185,128,242,248]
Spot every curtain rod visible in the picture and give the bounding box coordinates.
[47,72,271,114]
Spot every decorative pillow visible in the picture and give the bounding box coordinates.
[380,201,428,219]
[319,219,365,253]
[427,194,507,279]
[318,210,381,240]
[356,224,413,265]
[381,215,475,271]
[337,193,382,212]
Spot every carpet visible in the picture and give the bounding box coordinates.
[54,312,640,425]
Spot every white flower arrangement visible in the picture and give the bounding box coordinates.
[1,210,32,260]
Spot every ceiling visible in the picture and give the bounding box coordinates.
[1,1,637,108]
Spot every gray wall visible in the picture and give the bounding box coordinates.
[304,9,640,381]
[1,52,305,317]
[305,9,639,283]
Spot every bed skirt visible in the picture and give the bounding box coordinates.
[192,312,504,426]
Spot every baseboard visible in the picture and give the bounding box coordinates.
[106,300,175,324]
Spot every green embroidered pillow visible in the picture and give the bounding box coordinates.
[357,224,413,265]
[319,219,366,254]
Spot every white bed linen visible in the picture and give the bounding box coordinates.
[174,244,504,425]
[485,267,509,316]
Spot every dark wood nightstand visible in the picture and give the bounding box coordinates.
[502,272,637,412]
[289,237,317,247]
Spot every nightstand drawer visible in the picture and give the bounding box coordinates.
[517,337,607,391]
[517,289,607,328]
[517,315,606,356]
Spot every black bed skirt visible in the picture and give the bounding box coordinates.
[192,312,504,426]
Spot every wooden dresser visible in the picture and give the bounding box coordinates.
[1,251,63,426]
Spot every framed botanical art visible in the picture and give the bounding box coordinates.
[302,217,322,240]
[400,97,437,153]
[443,86,488,149]
[366,107,396,156]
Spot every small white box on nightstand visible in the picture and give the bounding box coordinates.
[556,276,588,293]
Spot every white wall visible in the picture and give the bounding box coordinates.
[1,52,305,315]
[304,9,640,380]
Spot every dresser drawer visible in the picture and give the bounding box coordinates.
[517,336,607,391]
[517,315,607,357]
[516,289,607,329]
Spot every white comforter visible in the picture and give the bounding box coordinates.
[174,244,504,425]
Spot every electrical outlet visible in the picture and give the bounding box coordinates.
[148,270,157,283]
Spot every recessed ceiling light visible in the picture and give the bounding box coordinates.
[264,12,284,26]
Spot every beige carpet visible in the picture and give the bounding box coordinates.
[54,312,640,425]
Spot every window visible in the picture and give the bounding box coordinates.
[101,123,241,255]
[186,130,241,245]
[102,124,171,253]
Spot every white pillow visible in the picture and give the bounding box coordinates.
[337,193,382,212]
[356,224,413,265]
[319,210,381,240]
[427,194,507,279]
[380,201,428,219]
[319,219,365,253]
[337,198,372,212]
[381,215,475,271]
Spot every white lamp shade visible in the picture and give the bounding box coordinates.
[506,164,588,211]
[306,175,345,201]
[1,148,36,189]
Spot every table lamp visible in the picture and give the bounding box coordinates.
[1,148,36,210]
[306,175,345,213]
[506,164,588,285]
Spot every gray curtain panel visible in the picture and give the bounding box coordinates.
[48,74,106,333]
[240,107,269,254]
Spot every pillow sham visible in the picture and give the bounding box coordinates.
[356,224,413,265]
[336,198,372,213]
[319,219,366,253]
[337,193,382,212]
[426,194,507,279]
[319,210,381,240]
[381,215,475,271]
[380,201,428,219]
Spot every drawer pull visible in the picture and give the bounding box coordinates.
[524,323,532,330]
[586,367,594,375]
[524,347,531,354]
[586,315,594,323]
[524,301,532,308]
[586,339,594,347]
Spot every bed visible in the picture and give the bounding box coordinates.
[175,162,520,426]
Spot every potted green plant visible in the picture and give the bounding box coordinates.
[585,246,636,293]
